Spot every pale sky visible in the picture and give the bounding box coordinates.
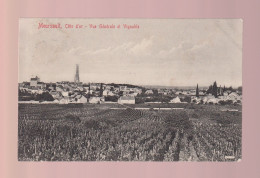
[19,18,242,87]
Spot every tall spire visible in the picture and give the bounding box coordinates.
[196,83,199,97]
[74,64,80,83]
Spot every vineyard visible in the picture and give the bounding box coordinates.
[18,103,242,161]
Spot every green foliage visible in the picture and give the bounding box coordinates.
[207,81,218,97]
[100,83,103,97]
[207,85,213,94]
[180,96,191,103]
[35,92,54,101]
[153,89,159,96]
[135,97,145,104]
[105,96,119,102]
[212,81,218,98]
[237,86,242,93]
[18,89,35,101]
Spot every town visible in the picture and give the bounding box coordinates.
[18,64,242,106]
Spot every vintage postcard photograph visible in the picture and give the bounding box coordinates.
[18,18,242,161]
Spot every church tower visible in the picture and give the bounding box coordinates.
[74,64,80,83]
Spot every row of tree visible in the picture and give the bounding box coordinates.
[19,89,54,101]
[197,81,242,98]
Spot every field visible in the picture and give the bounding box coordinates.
[18,103,242,161]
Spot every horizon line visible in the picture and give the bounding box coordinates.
[18,80,242,88]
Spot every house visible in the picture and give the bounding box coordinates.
[107,91,115,96]
[229,92,241,100]
[123,91,130,95]
[170,96,181,103]
[59,97,69,104]
[83,87,89,91]
[102,90,115,96]
[56,85,64,92]
[37,82,46,89]
[85,89,93,95]
[90,83,101,90]
[207,98,219,104]
[158,89,164,95]
[75,95,88,103]
[129,92,138,97]
[218,92,242,103]
[46,83,56,91]
[158,89,170,95]
[50,91,62,99]
[102,90,109,96]
[76,86,84,91]
[188,90,196,96]
[37,89,44,94]
[129,88,134,92]
[202,95,215,104]
[53,99,60,103]
[30,89,39,94]
[89,97,102,104]
[30,76,40,87]
[134,88,142,94]
[61,91,69,97]
[182,91,188,95]
[64,86,73,92]
[199,91,205,96]
[191,96,202,104]
[145,90,153,95]
[20,82,30,88]
[118,96,135,104]
[105,85,111,90]
[175,91,183,95]
[114,87,120,92]
[120,86,127,91]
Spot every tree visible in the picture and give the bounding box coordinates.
[181,96,191,103]
[141,88,146,95]
[35,92,54,101]
[212,81,218,98]
[135,97,145,104]
[196,84,199,97]
[237,86,242,93]
[18,89,35,101]
[100,83,103,97]
[207,85,213,94]
[105,96,118,102]
[228,86,234,92]
[88,84,91,98]
[153,89,159,96]
[119,91,124,96]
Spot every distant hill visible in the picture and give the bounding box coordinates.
[107,83,143,89]
[141,85,208,90]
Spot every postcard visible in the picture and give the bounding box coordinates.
[18,18,242,161]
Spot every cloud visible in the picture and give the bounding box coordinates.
[67,36,155,62]
[129,36,154,56]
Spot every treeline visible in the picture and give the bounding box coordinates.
[19,89,54,101]
[206,81,242,98]
[107,83,143,89]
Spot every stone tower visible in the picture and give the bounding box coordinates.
[74,64,80,83]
